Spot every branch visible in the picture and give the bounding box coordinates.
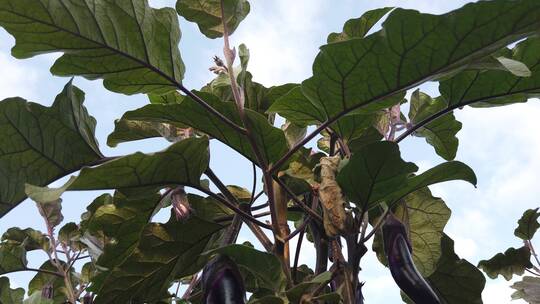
[3,268,63,278]
[204,169,273,251]
[194,184,271,229]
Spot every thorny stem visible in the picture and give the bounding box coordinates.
[249,163,258,205]
[182,274,200,299]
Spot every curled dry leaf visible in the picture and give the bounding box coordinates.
[319,156,350,237]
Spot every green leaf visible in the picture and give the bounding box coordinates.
[0,244,27,275]
[408,90,462,160]
[0,0,184,95]
[69,137,209,191]
[0,277,24,304]
[422,234,486,304]
[478,246,533,280]
[440,38,540,108]
[286,271,333,303]
[88,189,161,269]
[203,244,287,293]
[282,121,307,149]
[515,208,540,241]
[1,228,49,252]
[226,185,252,203]
[495,56,532,77]
[58,222,83,250]
[28,261,74,304]
[107,120,162,147]
[395,188,451,277]
[327,7,393,43]
[300,1,540,125]
[35,200,64,229]
[93,216,223,303]
[176,0,250,39]
[511,276,540,304]
[337,141,476,210]
[0,81,102,216]
[121,91,288,165]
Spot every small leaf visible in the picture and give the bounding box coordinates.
[0,244,27,275]
[1,228,49,252]
[226,185,252,203]
[282,121,307,148]
[107,120,162,147]
[286,272,333,303]
[495,56,532,77]
[35,200,64,229]
[515,208,540,240]
[511,276,540,304]
[327,7,393,43]
[408,90,462,160]
[176,0,250,38]
[478,246,533,280]
[0,277,24,304]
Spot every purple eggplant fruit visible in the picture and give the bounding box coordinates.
[356,282,365,304]
[202,254,246,304]
[382,214,441,304]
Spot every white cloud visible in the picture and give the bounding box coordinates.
[0,53,39,100]
[230,0,327,86]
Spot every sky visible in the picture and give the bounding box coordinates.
[0,0,539,303]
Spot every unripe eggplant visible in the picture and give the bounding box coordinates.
[202,254,246,304]
[41,283,53,299]
[382,214,440,304]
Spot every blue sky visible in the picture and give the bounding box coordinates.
[0,0,539,302]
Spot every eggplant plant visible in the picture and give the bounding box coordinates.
[0,0,539,303]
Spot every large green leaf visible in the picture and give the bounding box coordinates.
[203,244,287,293]
[0,81,102,216]
[327,7,393,43]
[0,0,184,95]
[478,246,533,280]
[0,277,24,304]
[408,90,462,160]
[68,137,209,191]
[395,188,451,277]
[440,38,540,108]
[336,141,476,210]
[295,1,540,128]
[92,215,223,303]
[515,208,540,241]
[511,276,540,304]
[120,91,288,165]
[420,234,486,304]
[176,0,250,39]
